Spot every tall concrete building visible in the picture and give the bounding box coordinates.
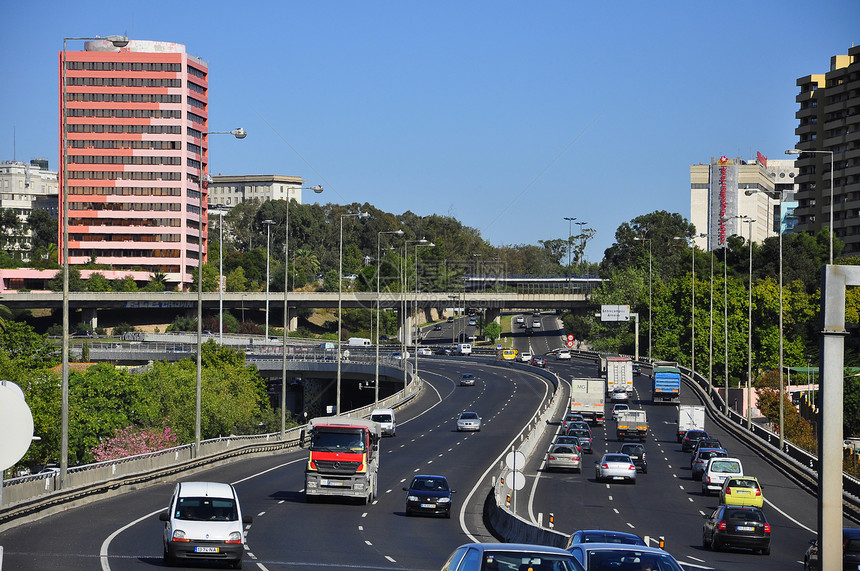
[59,39,210,289]
[791,44,860,255]
[690,155,797,251]
[0,159,58,260]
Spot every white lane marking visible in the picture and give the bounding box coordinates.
[277,500,284,504]
[99,508,163,571]
[358,525,364,531]
[257,511,265,517]
[626,522,635,529]
[687,555,705,562]
[365,540,373,546]
[385,555,396,562]
[689,498,694,502]
[764,498,816,533]
[361,512,368,518]
[608,495,613,501]
[613,508,619,514]
[385,489,392,494]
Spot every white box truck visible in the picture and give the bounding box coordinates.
[606,356,633,395]
[569,378,605,425]
[348,337,372,347]
[677,405,705,442]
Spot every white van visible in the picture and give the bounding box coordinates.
[370,408,396,437]
[160,481,252,568]
[701,457,743,495]
[456,343,472,355]
[348,337,371,347]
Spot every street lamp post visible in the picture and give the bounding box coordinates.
[60,34,129,488]
[337,211,369,415]
[414,241,434,382]
[564,217,576,290]
[786,148,835,264]
[633,237,652,360]
[698,233,717,392]
[720,214,752,416]
[674,236,694,373]
[575,221,588,268]
[281,185,323,439]
[747,187,789,448]
[376,229,404,405]
[262,219,275,339]
[194,128,246,455]
[211,205,227,344]
[742,217,756,428]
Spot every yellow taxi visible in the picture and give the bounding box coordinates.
[720,476,764,507]
[497,348,518,361]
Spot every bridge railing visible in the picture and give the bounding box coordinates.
[0,361,419,527]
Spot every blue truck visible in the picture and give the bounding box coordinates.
[651,360,681,404]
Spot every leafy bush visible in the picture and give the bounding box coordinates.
[91,425,179,461]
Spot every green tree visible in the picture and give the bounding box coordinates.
[47,267,85,292]
[27,208,57,253]
[86,272,111,292]
[483,321,501,342]
[226,266,247,292]
[111,275,139,292]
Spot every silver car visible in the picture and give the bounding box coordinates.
[456,411,481,432]
[546,444,582,472]
[442,543,584,571]
[595,453,637,484]
[567,543,684,571]
[567,428,593,453]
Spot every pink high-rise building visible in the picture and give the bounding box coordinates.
[59,39,209,289]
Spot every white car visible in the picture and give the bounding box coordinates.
[556,350,572,360]
[594,453,637,484]
[515,316,525,324]
[532,319,542,328]
[517,352,533,362]
[417,347,432,356]
[456,411,482,432]
[160,481,252,568]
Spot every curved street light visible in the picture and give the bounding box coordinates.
[195,128,246,455]
[280,184,323,438]
[60,34,129,488]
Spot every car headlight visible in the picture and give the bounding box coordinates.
[407,495,419,501]
[436,497,451,503]
[172,529,189,542]
[355,482,365,490]
[226,531,243,544]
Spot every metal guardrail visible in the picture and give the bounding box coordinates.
[0,364,421,529]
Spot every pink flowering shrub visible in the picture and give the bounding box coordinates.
[91,425,179,462]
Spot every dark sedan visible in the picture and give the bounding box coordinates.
[564,529,646,549]
[702,505,771,554]
[681,429,710,452]
[619,443,647,473]
[403,475,454,518]
[531,355,547,368]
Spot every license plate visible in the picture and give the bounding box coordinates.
[611,476,624,480]
[420,503,436,508]
[736,490,749,494]
[195,547,219,553]
[736,526,755,532]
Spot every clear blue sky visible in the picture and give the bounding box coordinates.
[1,1,857,262]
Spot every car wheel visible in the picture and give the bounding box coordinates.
[642,468,648,474]
[405,508,412,517]
[163,549,174,567]
[229,559,243,569]
[761,547,770,555]
[445,509,451,519]
[710,534,720,552]
[702,533,710,549]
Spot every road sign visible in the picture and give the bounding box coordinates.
[497,344,502,350]
[567,340,574,348]
[505,450,526,471]
[567,334,574,341]
[505,471,526,491]
[601,305,630,322]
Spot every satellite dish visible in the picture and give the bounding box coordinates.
[0,384,34,471]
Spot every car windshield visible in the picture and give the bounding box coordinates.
[729,479,758,488]
[687,431,707,439]
[571,430,589,438]
[711,460,741,473]
[700,450,727,460]
[587,550,683,571]
[176,497,237,521]
[581,533,644,545]
[481,552,579,571]
[604,455,629,463]
[310,429,365,451]
[412,477,448,491]
[621,446,643,455]
[371,414,392,423]
[460,412,478,420]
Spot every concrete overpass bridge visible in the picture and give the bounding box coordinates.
[0,285,597,342]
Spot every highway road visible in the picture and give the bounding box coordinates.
[0,357,555,570]
[505,312,853,570]
[1,311,852,570]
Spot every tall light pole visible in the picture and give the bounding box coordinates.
[633,237,652,360]
[674,236,695,373]
[376,229,404,405]
[194,128,246,455]
[414,241,434,382]
[402,239,427,390]
[262,219,275,338]
[564,217,576,290]
[60,34,129,488]
[281,184,323,438]
[721,214,751,415]
[575,220,588,268]
[747,188,788,448]
[212,204,227,344]
[741,217,756,428]
[786,148,834,263]
[699,233,716,392]
[337,211,369,414]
